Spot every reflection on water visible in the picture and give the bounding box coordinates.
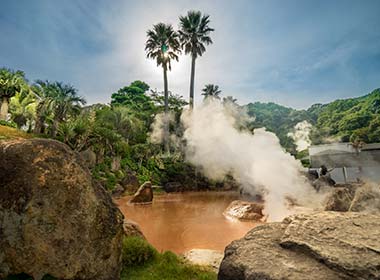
[115,191,259,254]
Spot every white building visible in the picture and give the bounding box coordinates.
[309,143,380,183]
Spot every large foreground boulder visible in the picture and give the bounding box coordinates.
[129,181,153,203]
[0,139,124,280]
[219,212,380,280]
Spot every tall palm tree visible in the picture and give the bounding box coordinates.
[145,23,180,114]
[179,11,214,109]
[145,23,180,153]
[201,84,221,100]
[0,68,28,120]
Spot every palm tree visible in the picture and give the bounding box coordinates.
[49,82,86,137]
[0,68,28,120]
[145,23,180,113]
[201,84,221,100]
[179,11,214,109]
[145,23,180,153]
[32,80,86,137]
[223,96,237,105]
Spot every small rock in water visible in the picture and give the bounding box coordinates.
[223,200,264,220]
[129,181,153,203]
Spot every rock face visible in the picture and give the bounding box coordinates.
[79,148,97,169]
[349,184,380,213]
[223,200,263,221]
[129,181,153,203]
[219,212,380,280]
[324,187,354,211]
[123,219,145,239]
[120,171,140,194]
[0,139,124,280]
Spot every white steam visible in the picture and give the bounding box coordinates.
[288,120,312,151]
[149,112,174,144]
[150,101,328,221]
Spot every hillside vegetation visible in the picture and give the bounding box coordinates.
[245,88,380,153]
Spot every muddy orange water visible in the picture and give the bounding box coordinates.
[115,191,259,254]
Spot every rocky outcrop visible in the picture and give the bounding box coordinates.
[120,171,140,194]
[129,181,153,203]
[324,187,354,211]
[79,148,97,169]
[219,212,380,280]
[223,200,263,221]
[0,139,124,280]
[349,184,380,213]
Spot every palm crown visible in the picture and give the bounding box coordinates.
[202,84,221,99]
[179,11,214,58]
[145,23,181,70]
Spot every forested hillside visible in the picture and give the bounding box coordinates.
[245,88,380,153]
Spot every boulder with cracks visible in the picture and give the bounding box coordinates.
[219,211,380,280]
[0,139,124,280]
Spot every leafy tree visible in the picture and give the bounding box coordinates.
[33,81,86,137]
[0,68,28,120]
[145,23,181,153]
[179,11,214,109]
[9,91,36,130]
[201,84,221,100]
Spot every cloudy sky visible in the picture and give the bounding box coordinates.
[1,0,379,108]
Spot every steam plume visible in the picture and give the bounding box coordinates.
[288,120,312,152]
[151,100,327,221]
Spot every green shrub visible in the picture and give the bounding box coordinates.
[121,249,217,280]
[0,120,17,128]
[122,236,158,266]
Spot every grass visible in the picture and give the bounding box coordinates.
[0,125,32,141]
[121,237,217,280]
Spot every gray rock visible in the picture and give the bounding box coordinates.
[219,222,347,280]
[120,171,140,194]
[219,211,380,280]
[281,212,380,280]
[0,139,124,280]
[79,148,97,169]
[223,200,263,221]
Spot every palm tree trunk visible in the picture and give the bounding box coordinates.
[0,96,9,121]
[163,64,170,154]
[189,54,196,109]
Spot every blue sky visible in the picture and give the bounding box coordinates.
[1,0,379,108]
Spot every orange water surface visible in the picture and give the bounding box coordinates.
[115,191,259,254]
